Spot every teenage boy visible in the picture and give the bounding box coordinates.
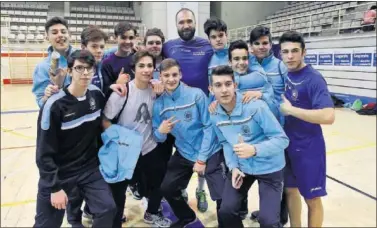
[153,58,226,227]
[34,50,116,227]
[279,31,335,228]
[209,65,289,228]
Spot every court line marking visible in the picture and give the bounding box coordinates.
[327,175,376,201]
[3,142,373,207]
[1,131,375,207]
[327,142,376,155]
[1,110,39,115]
[0,127,36,140]
[1,145,36,151]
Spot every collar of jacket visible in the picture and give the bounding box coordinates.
[234,71,250,77]
[260,52,274,66]
[216,92,244,117]
[166,82,184,101]
[47,45,74,57]
[214,47,228,56]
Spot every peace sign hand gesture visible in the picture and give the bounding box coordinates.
[158,116,180,134]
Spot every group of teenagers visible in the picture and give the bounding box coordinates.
[32,7,335,228]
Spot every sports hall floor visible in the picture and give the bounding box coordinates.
[1,84,376,227]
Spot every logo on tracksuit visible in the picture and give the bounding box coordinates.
[184,110,192,122]
[241,125,251,137]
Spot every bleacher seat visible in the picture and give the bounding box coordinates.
[37,26,44,32]
[8,33,16,41]
[69,27,77,32]
[26,34,35,41]
[28,26,37,32]
[19,26,27,32]
[17,33,26,42]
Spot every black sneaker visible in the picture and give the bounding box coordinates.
[181,189,188,203]
[170,216,196,228]
[121,214,127,223]
[250,210,259,222]
[239,209,248,220]
[128,185,142,200]
[82,211,93,221]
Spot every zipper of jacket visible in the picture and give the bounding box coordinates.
[227,113,242,171]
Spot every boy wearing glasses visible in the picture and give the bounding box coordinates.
[34,50,116,227]
[101,22,137,98]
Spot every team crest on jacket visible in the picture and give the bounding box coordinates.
[241,125,251,137]
[89,97,96,110]
[184,110,192,122]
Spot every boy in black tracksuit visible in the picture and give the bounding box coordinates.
[34,50,116,228]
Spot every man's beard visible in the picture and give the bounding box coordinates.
[178,28,196,41]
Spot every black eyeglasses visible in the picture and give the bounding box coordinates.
[73,65,95,74]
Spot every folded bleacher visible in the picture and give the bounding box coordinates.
[1,2,142,44]
[65,4,142,44]
[229,1,376,42]
[1,1,49,43]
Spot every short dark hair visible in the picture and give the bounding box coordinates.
[210,65,235,84]
[67,50,96,69]
[45,17,68,33]
[175,8,196,23]
[81,25,108,46]
[114,22,137,37]
[203,17,227,37]
[279,31,306,50]
[130,50,156,70]
[370,5,376,10]
[249,26,272,44]
[228,40,249,61]
[144,28,165,45]
[159,58,180,72]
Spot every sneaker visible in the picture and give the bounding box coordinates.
[142,197,164,212]
[121,214,127,223]
[239,209,248,220]
[181,189,188,203]
[250,210,259,222]
[170,216,196,228]
[144,211,172,227]
[129,185,142,200]
[239,197,248,220]
[195,188,208,213]
[82,211,93,221]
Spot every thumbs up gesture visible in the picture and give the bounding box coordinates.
[280,94,293,116]
[234,134,256,158]
[116,67,130,85]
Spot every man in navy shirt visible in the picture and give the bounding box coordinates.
[162,7,213,212]
[279,31,335,228]
[163,8,213,95]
